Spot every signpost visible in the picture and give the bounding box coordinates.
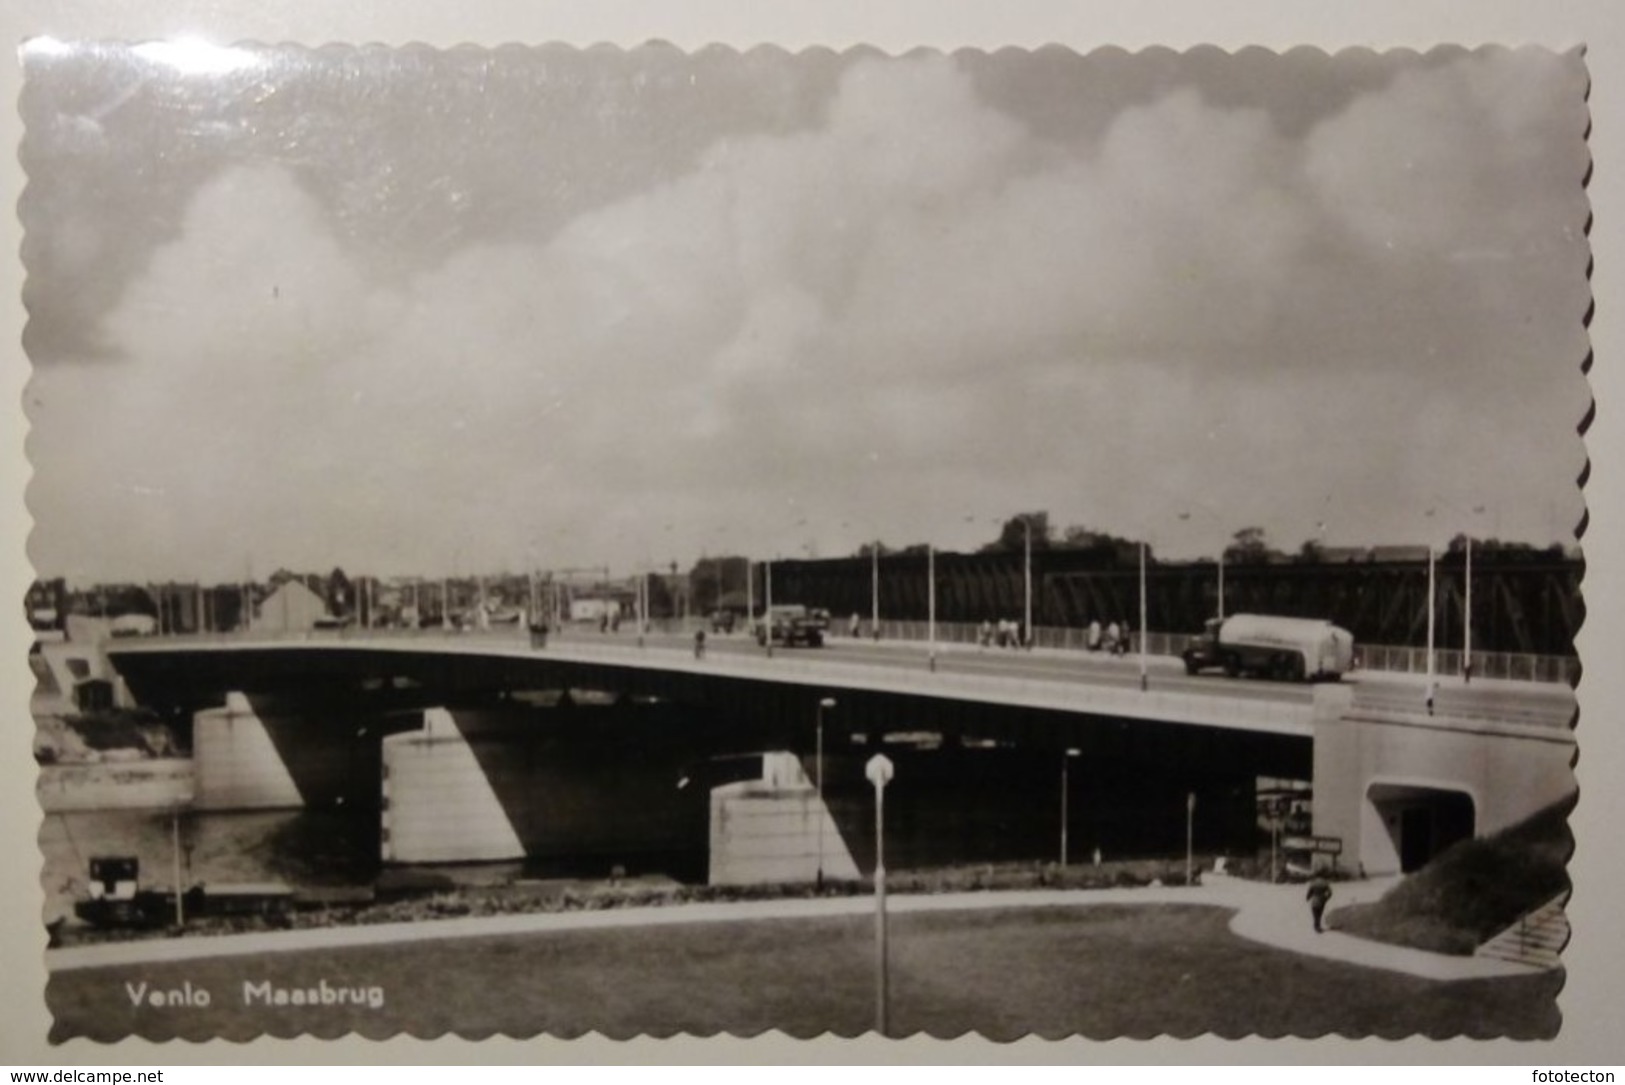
[866,753,895,1037]
[1282,835,1344,875]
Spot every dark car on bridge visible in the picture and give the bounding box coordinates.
[753,605,826,648]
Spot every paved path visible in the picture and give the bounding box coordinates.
[46,875,1541,981]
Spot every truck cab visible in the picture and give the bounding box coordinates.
[1181,618,1230,676]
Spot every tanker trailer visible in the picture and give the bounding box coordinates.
[1180,613,1354,681]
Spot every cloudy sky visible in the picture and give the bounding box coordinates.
[20,41,1590,583]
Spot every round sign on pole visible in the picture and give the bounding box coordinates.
[865,753,894,788]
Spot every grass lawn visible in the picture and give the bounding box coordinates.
[47,904,1561,1043]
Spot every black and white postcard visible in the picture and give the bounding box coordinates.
[5,5,1620,1063]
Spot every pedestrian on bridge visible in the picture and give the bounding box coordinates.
[694,629,706,660]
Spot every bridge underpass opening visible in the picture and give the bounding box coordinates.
[1364,782,1476,874]
[112,644,1317,886]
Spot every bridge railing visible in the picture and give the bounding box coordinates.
[1353,644,1578,685]
[826,620,1576,685]
[119,618,1577,684]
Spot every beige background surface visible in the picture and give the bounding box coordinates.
[0,0,1619,1064]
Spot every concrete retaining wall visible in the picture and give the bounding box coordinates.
[1312,684,1575,876]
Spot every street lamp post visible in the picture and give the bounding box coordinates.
[1463,535,1473,684]
[866,753,895,1037]
[1023,518,1033,649]
[637,570,648,648]
[816,697,836,888]
[871,542,880,641]
[764,558,774,657]
[927,545,937,671]
[528,563,538,629]
[1060,748,1080,866]
[171,805,186,927]
[1185,791,1197,886]
[1426,546,1437,715]
[1138,542,1149,692]
[1269,799,1282,884]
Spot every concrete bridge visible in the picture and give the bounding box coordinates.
[81,626,1576,882]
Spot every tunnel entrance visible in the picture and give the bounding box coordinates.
[1366,782,1476,873]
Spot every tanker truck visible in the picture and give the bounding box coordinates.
[1180,613,1354,681]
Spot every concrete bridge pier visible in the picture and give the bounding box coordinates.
[193,691,305,810]
[192,690,396,812]
[377,703,713,872]
[381,707,526,863]
[707,752,861,886]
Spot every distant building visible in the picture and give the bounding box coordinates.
[108,613,158,638]
[1369,545,1433,563]
[1319,546,1373,564]
[255,579,330,632]
[569,597,622,623]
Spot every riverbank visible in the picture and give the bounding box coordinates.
[36,757,193,813]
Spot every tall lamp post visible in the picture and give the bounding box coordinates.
[866,753,895,1037]
[170,804,186,927]
[1425,545,1437,715]
[1023,517,1033,649]
[927,544,937,671]
[1185,791,1197,886]
[871,542,881,641]
[764,558,774,658]
[1463,504,1487,685]
[1060,747,1080,866]
[1138,541,1149,692]
[816,697,837,888]
[1463,534,1472,684]
[637,569,648,648]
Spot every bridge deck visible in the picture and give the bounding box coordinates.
[104,628,1577,740]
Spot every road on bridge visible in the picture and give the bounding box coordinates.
[552,624,1573,728]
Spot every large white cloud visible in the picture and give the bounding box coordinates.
[27,50,1589,581]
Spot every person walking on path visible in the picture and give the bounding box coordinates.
[1307,875,1334,933]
